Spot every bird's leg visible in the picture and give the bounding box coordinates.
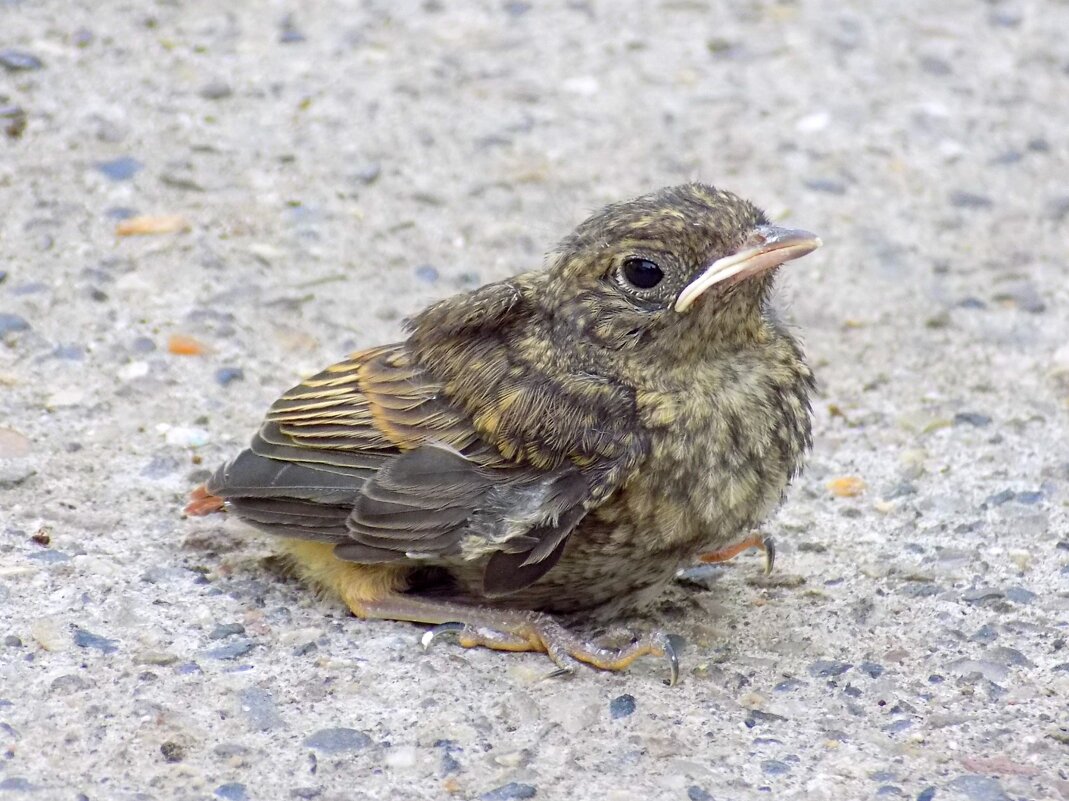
[698,532,775,575]
[348,593,678,685]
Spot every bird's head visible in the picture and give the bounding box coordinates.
[542,183,821,360]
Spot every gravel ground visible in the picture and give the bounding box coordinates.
[2,2,1068,800]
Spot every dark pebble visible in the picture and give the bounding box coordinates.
[26,550,71,564]
[279,14,306,43]
[440,752,461,776]
[0,313,30,335]
[745,709,787,727]
[949,191,993,209]
[351,163,382,185]
[50,674,90,694]
[303,727,372,753]
[210,623,246,640]
[52,344,85,360]
[1,104,27,139]
[917,787,936,801]
[95,156,143,181]
[1014,490,1043,504]
[804,178,848,195]
[962,587,1004,605]
[72,626,118,654]
[479,782,536,801]
[953,412,991,427]
[919,55,952,75]
[984,489,1016,507]
[0,49,44,71]
[687,787,713,801]
[970,624,998,644]
[609,694,636,719]
[843,684,862,698]
[415,264,440,283]
[877,786,905,797]
[199,80,233,100]
[1004,586,1037,604]
[175,661,203,675]
[160,741,185,763]
[858,661,885,678]
[947,775,1010,801]
[290,788,323,799]
[957,297,987,309]
[106,206,138,220]
[882,719,913,734]
[884,482,917,500]
[761,759,790,776]
[986,646,1034,668]
[0,778,36,792]
[215,783,249,801]
[808,659,852,678]
[928,674,944,683]
[4,635,22,647]
[203,640,255,660]
[215,366,245,386]
[900,583,941,598]
[239,686,283,732]
[131,336,157,353]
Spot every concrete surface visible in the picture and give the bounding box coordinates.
[2,2,1068,800]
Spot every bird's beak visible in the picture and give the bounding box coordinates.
[674,225,822,313]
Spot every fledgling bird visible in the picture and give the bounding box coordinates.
[186,183,820,683]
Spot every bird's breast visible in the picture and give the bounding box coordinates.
[628,343,813,554]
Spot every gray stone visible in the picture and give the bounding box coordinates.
[72,626,118,654]
[238,686,283,731]
[609,694,636,719]
[480,783,537,801]
[946,775,1010,801]
[808,660,852,678]
[303,728,372,753]
[0,313,30,335]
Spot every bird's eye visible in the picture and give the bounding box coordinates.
[621,258,664,290]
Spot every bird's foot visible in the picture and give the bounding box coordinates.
[420,613,678,685]
[698,532,775,575]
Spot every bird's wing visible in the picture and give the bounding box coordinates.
[206,342,646,595]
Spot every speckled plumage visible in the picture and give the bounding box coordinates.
[188,183,819,676]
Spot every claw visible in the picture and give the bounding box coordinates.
[541,666,574,681]
[663,637,680,687]
[762,535,776,575]
[421,621,467,650]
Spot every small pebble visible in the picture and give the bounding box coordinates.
[609,694,637,719]
[239,686,283,732]
[202,640,255,660]
[95,156,143,181]
[687,787,713,801]
[210,623,246,640]
[303,728,372,753]
[215,366,245,386]
[279,14,306,43]
[761,759,790,776]
[984,489,1015,507]
[961,587,1004,605]
[215,783,249,801]
[858,661,885,678]
[0,49,44,71]
[0,313,30,335]
[352,163,382,185]
[199,80,233,100]
[160,741,185,763]
[946,775,1010,801]
[0,779,36,792]
[1004,586,1036,604]
[953,412,991,427]
[415,264,440,283]
[949,191,993,209]
[1,104,27,138]
[808,660,852,678]
[916,787,936,801]
[72,627,118,654]
[479,783,537,801]
[804,178,847,195]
